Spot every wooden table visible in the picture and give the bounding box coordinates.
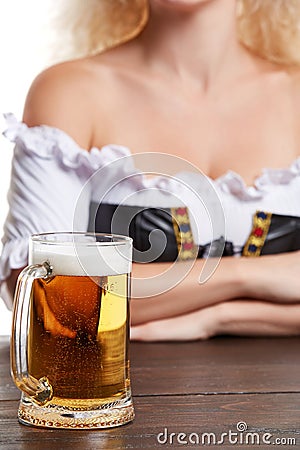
[0,336,299,449]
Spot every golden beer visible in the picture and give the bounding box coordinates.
[11,232,134,429]
[28,274,130,409]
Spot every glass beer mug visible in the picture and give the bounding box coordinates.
[11,232,134,429]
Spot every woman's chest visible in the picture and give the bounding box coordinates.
[94,86,299,186]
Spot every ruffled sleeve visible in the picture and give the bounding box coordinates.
[0,114,130,309]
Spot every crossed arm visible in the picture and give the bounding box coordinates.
[130,251,300,341]
[6,251,300,341]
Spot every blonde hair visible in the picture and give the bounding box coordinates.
[50,0,300,66]
[49,0,149,63]
[237,0,300,66]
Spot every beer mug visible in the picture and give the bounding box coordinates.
[11,232,134,429]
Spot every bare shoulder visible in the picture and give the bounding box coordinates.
[23,58,112,149]
[23,42,145,149]
[23,43,143,149]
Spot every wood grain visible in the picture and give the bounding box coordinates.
[0,395,299,450]
[1,336,299,449]
[130,337,300,395]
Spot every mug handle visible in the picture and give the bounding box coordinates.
[11,261,53,406]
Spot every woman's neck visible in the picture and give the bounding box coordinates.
[137,0,256,91]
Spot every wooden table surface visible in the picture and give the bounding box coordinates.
[0,336,299,449]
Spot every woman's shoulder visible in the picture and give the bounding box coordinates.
[23,42,144,150]
[22,53,128,149]
[23,42,145,149]
[23,59,96,149]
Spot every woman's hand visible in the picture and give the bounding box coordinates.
[131,303,220,341]
[130,299,300,342]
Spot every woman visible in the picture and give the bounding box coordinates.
[1,0,300,340]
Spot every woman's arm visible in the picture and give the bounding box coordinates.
[131,251,300,326]
[131,256,245,325]
[130,300,300,341]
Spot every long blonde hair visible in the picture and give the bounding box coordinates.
[50,0,300,66]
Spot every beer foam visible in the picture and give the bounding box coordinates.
[31,244,132,277]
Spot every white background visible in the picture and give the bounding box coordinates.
[0,1,54,335]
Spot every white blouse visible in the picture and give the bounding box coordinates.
[1,113,300,309]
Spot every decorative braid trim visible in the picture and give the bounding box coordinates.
[242,211,272,257]
[170,207,198,261]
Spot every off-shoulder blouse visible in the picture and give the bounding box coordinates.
[1,113,300,308]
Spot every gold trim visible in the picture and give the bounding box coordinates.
[243,211,272,257]
[170,207,198,261]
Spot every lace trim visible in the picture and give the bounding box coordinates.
[215,157,300,201]
[4,113,300,200]
[3,113,131,173]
